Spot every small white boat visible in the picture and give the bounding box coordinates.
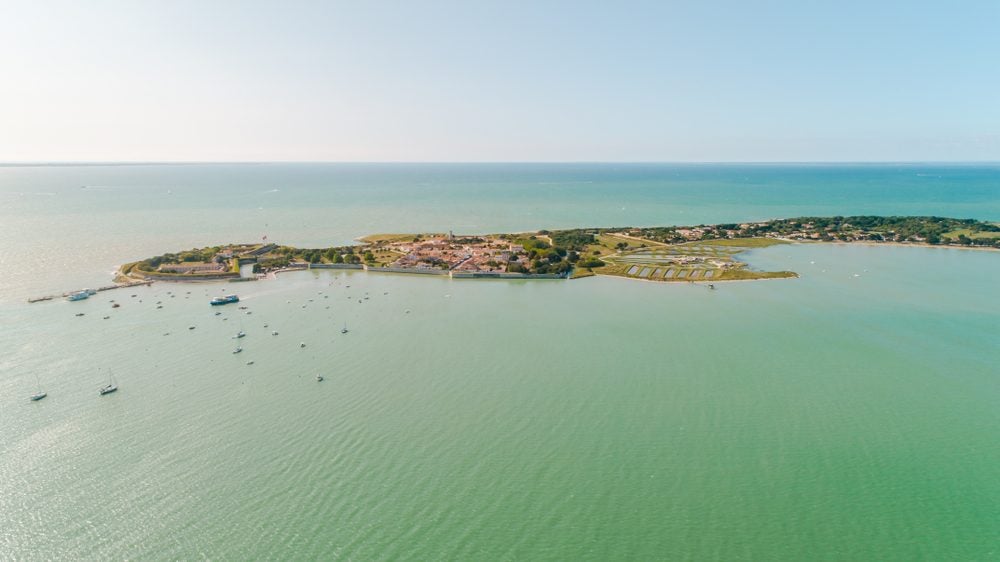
[316,375,324,382]
[299,342,306,348]
[233,347,243,354]
[30,374,46,401]
[99,372,118,396]
[341,322,348,334]
[272,331,279,336]
[246,361,254,365]
[234,331,246,339]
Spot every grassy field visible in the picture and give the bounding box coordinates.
[597,233,652,248]
[943,229,1000,240]
[685,237,789,248]
[367,248,405,266]
[358,233,422,244]
[714,269,798,281]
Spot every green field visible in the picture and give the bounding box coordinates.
[943,228,1000,240]
[685,237,789,248]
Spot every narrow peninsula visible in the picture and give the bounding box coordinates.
[118,216,998,286]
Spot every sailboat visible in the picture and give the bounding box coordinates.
[99,371,118,395]
[30,374,47,401]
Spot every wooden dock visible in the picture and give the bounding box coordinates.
[27,280,153,303]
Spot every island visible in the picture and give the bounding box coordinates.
[117,216,999,285]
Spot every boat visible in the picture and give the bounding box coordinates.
[30,374,47,401]
[111,303,120,308]
[341,322,348,334]
[67,291,90,301]
[300,342,306,348]
[234,331,246,339]
[214,311,221,316]
[316,375,324,382]
[99,372,118,396]
[210,294,240,306]
[233,347,243,354]
[272,331,279,336]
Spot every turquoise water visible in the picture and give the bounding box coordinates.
[1,164,999,559]
[1,163,998,303]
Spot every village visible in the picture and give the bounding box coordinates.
[375,232,530,274]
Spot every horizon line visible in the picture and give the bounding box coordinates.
[2,160,1000,167]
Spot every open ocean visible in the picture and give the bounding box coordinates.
[1,163,998,560]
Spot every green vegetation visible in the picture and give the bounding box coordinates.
[123,216,996,285]
[747,216,1000,247]
[358,233,421,244]
[511,235,572,275]
[689,237,787,248]
[714,269,798,281]
[942,228,1000,241]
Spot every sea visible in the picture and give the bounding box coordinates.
[1,163,998,560]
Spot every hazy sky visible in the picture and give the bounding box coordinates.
[1,1,998,162]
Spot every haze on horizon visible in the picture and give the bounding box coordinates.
[1,0,998,163]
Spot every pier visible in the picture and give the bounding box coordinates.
[27,280,153,303]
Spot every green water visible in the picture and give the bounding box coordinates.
[2,245,998,560]
[1,164,999,559]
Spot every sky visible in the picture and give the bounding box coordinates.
[1,0,998,162]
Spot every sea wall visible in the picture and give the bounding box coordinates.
[451,271,566,279]
[130,270,240,282]
[365,266,450,275]
[309,263,364,270]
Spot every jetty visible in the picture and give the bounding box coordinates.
[28,280,153,303]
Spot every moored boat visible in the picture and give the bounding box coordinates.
[99,372,118,396]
